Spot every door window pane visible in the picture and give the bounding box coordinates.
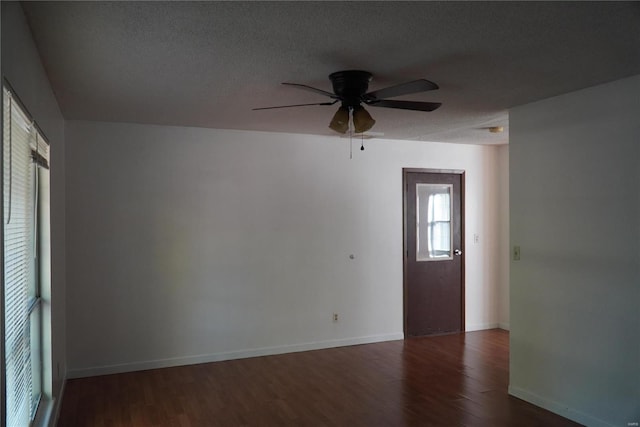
[416,183,452,261]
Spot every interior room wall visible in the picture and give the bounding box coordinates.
[65,121,507,377]
[1,2,67,425]
[509,75,640,427]
[497,144,510,329]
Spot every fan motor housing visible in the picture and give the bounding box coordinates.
[329,70,372,107]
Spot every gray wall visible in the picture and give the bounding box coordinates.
[497,145,510,329]
[65,120,508,377]
[509,75,640,426]
[1,2,67,424]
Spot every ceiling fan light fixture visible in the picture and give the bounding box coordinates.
[352,106,376,133]
[329,106,350,133]
[258,70,440,136]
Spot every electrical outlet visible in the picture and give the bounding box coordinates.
[333,313,339,322]
[513,246,521,261]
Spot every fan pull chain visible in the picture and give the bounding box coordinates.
[349,129,353,160]
[360,133,365,151]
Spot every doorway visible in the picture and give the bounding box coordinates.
[403,169,465,337]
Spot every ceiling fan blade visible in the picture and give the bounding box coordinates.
[253,100,338,111]
[367,100,442,112]
[364,79,439,101]
[282,83,339,99]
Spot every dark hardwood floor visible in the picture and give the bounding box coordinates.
[57,329,581,426]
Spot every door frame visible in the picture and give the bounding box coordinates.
[402,168,466,336]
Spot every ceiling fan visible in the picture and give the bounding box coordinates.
[254,70,441,134]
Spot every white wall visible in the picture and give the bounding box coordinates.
[1,2,66,425]
[509,75,640,427]
[65,121,507,377]
[497,144,510,329]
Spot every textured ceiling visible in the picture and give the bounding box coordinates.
[21,1,640,144]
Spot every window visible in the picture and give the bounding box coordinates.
[416,183,452,261]
[3,85,50,426]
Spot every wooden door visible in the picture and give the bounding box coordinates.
[404,170,464,337]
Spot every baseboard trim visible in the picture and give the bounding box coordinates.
[465,322,499,332]
[508,386,614,427]
[33,397,52,427]
[68,333,405,379]
[50,379,66,427]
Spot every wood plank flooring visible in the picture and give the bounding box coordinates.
[57,330,581,426]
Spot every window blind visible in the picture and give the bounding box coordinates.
[3,86,40,426]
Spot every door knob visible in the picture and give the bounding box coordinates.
[454,249,463,256]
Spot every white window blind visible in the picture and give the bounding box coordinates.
[3,86,45,427]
